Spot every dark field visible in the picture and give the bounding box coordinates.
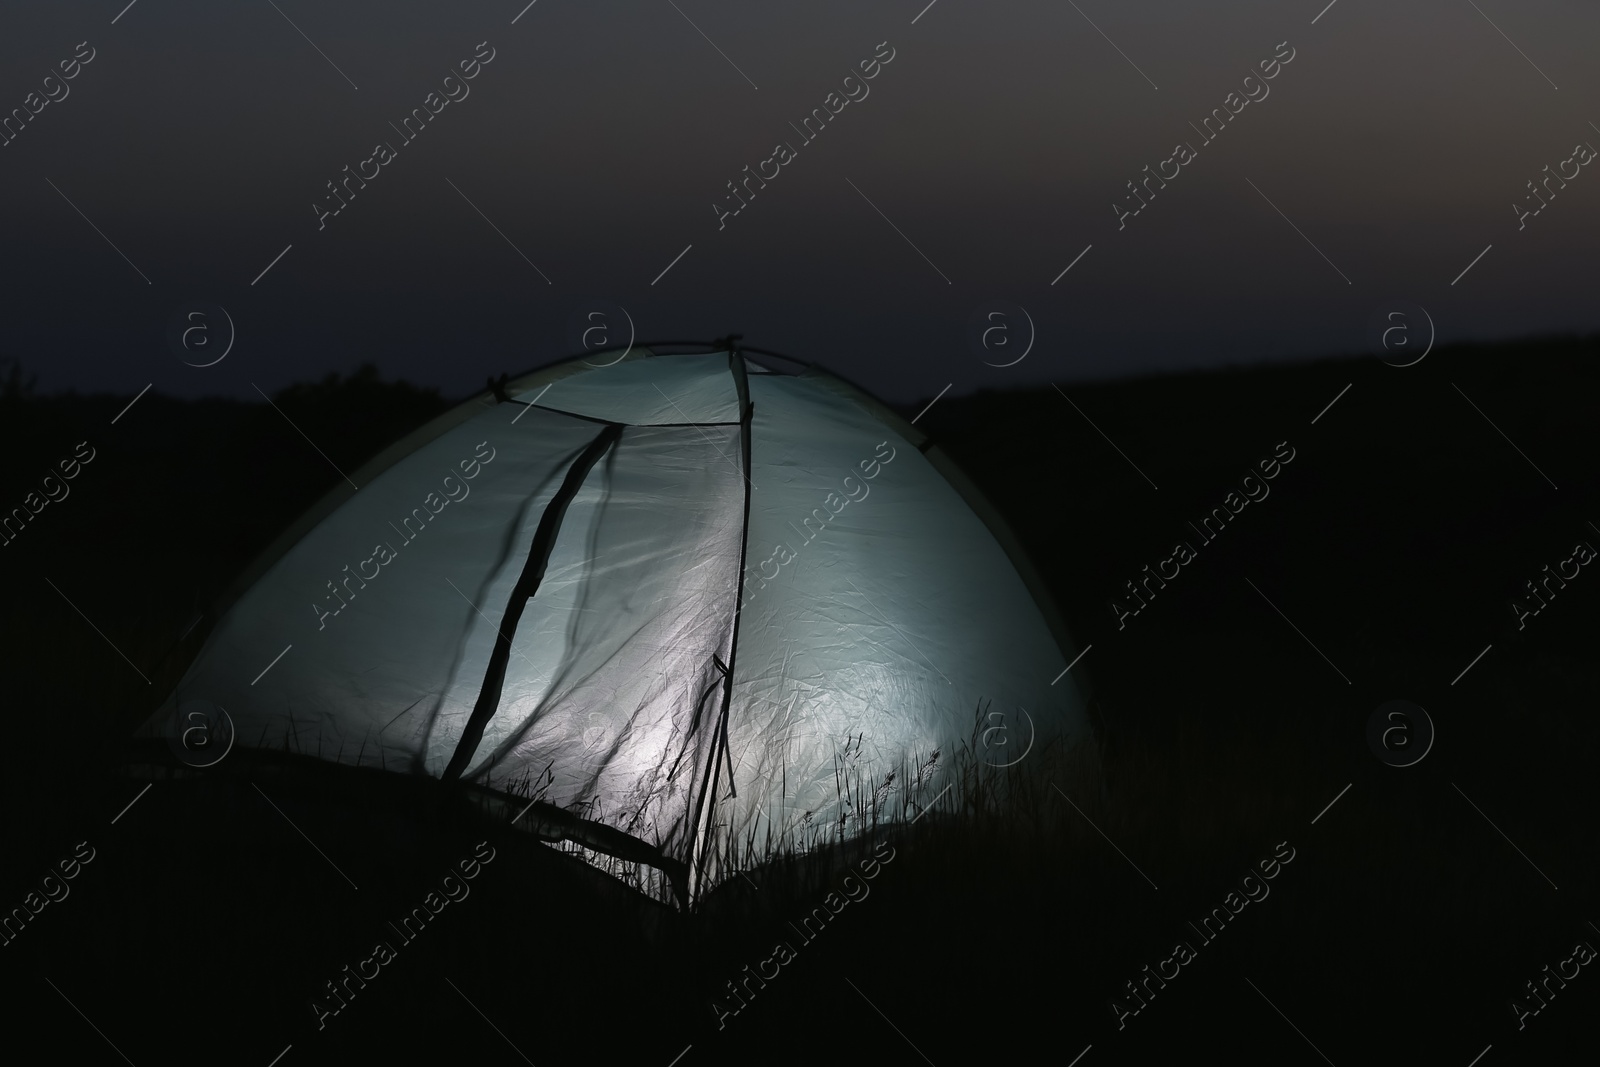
[1,339,1596,1065]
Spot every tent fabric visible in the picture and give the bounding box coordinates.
[139,348,1089,904]
[509,351,742,425]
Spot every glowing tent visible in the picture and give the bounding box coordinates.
[139,345,1090,905]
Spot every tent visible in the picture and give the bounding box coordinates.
[137,344,1090,905]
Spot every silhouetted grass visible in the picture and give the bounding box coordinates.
[5,344,1599,1065]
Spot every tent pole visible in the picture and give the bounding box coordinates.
[685,344,756,904]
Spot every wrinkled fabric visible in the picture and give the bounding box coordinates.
[140,353,1090,901]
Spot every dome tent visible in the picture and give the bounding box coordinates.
[138,344,1091,906]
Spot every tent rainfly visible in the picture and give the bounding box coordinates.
[139,344,1091,905]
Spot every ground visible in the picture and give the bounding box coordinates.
[1,340,1595,1064]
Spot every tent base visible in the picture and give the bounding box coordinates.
[116,739,694,909]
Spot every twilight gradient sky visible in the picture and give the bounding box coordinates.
[1,0,1596,404]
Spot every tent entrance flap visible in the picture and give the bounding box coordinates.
[442,422,623,783]
[451,420,750,882]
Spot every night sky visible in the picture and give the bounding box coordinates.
[2,0,1596,403]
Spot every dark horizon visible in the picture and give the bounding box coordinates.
[9,328,1599,415]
